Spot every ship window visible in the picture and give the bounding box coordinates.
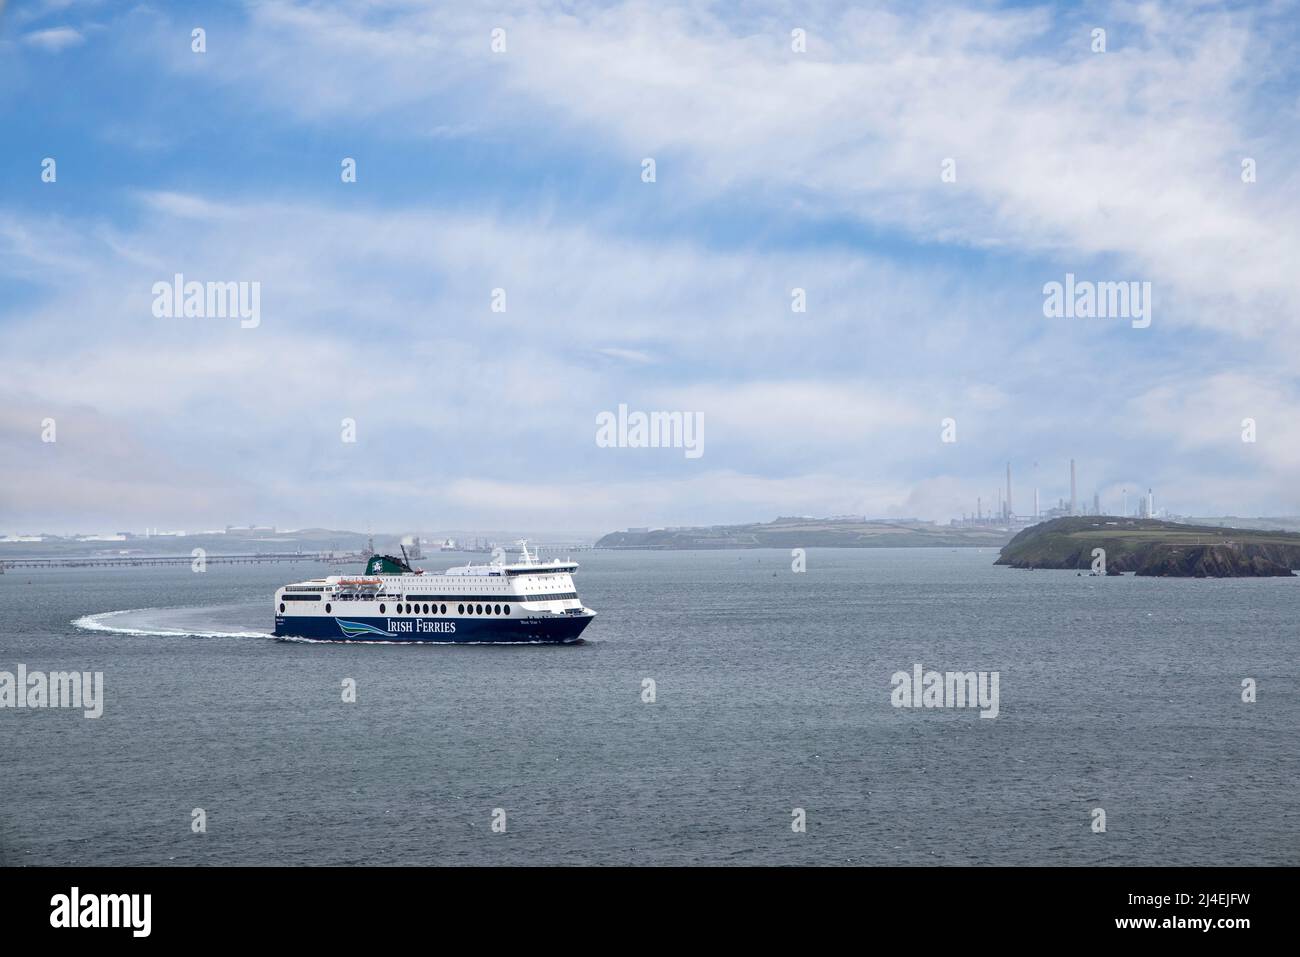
[504,605,510,615]
[404,603,410,614]
[279,602,285,613]
[494,604,501,615]
[423,603,429,614]
[380,603,386,614]
[458,603,465,614]
[441,603,447,614]
[476,604,483,614]
[325,603,332,613]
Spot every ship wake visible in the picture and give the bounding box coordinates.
[73,607,274,640]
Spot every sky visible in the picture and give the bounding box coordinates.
[2,0,1299,537]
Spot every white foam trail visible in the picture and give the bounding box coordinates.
[73,608,273,639]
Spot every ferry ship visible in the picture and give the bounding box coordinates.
[273,541,596,643]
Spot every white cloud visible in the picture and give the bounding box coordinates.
[7,0,1300,529]
[180,0,1300,341]
[597,347,655,364]
[4,181,1298,527]
[22,26,85,51]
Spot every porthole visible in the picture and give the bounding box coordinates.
[458,603,465,614]
[380,603,386,614]
[423,603,429,614]
[504,605,510,615]
[279,602,286,613]
[405,603,411,614]
[440,603,447,614]
[476,604,483,614]
[325,603,332,613]
[494,604,501,615]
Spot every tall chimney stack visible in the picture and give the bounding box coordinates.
[1069,459,1077,516]
[1006,462,1013,519]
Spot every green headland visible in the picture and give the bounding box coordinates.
[995,517,1300,577]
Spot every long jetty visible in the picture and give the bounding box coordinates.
[0,544,593,571]
[0,552,356,570]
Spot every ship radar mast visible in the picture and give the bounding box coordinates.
[516,539,535,565]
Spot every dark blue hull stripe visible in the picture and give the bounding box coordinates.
[273,614,593,644]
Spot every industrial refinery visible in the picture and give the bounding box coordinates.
[953,459,1162,528]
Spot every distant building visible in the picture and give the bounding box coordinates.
[1139,488,1156,518]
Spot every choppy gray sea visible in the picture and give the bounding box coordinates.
[1,548,1295,865]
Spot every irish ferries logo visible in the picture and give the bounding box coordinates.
[336,619,390,640]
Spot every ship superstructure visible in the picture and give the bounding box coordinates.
[273,541,595,643]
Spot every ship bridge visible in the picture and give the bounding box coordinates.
[444,540,578,577]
